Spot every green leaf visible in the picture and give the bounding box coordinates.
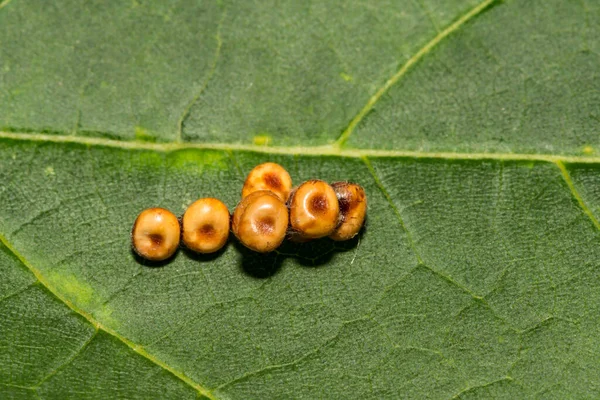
[0,0,599,399]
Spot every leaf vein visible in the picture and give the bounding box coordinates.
[334,0,500,147]
[215,329,343,392]
[32,329,99,389]
[362,156,424,263]
[0,282,36,305]
[4,130,600,164]
[0,232,218,400]
[364,158,519,331]
[555,160,600,231]
[449,376,513,399]
[177,6,226,143]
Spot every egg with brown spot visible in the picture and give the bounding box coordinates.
[131,208,180,261]
[232,190,289,253]
[241,162,292,202]
[288,180,340,240]
[182,198,230,254]
[329,182,367,241]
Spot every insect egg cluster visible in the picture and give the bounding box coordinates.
[131,162,367,261]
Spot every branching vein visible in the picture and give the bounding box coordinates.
[0,232,218,400]
[177,8,226,143]
[334,0,499,147]
[556,160,600,231]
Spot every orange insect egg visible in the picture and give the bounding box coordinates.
[131,208,180,261]
[232,190,289,253]
[329,182,367,241]
[181,198,230,254]
[288,180,340,240]
[242,162,293,202]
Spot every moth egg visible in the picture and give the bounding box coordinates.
[232,190,288,253]
[329,182,367,241]
[288,180,340,240]
[131,208,180,261]
[182,198,230,254]
[242,162,293,202]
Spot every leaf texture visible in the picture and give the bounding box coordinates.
[0,0,599,398]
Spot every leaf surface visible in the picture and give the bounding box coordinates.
[1,0,599,398]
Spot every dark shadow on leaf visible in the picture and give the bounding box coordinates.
[132,224,364,276]
[281,239,336,267]
[130,247,179,268]
[333,229,364,253]
[237,225,364,277]
[288,225,364,267]
[181,240,230,262]
[233,238,283,279]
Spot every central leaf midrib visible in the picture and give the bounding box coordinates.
[2,130,600,165]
